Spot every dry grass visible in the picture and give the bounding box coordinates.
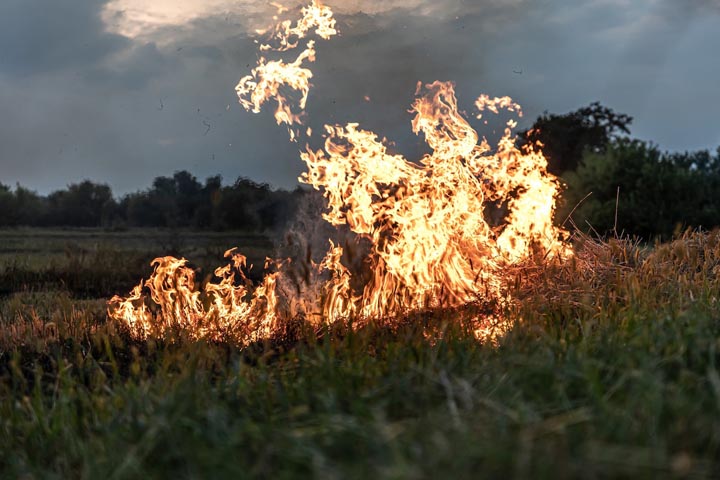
[2,229,720,478]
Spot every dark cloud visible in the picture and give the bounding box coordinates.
[0,0,128,77]
[294,7,535,161]
[84,42,177,90]
[686,0,720,13]
[0,0,718,195]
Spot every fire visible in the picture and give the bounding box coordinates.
[109,250,281,342]
[235,0,336,141]
[108,1,569,344]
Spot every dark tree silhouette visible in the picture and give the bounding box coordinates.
[0,184,16,225]
[520,102,633,176]
[47,180,115,226]
[561,141,720,239]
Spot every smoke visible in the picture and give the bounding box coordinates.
[273,190,373,317]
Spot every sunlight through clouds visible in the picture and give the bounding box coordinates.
[101,0,525,42]
[101,0,273,42]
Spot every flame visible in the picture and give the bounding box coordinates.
[108,1,569,345]
[474,94,522,119]
[300,80,568,320]
[234,0,336,141]
[259,0,336,52]
[108,249,281,342]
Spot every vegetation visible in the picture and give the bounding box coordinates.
[522,102,720,239]
[3,104,719,242]
[559,140,720,239]
[2,229,720,477]
[520,101,633,176]
[2,103,720,476]
[0,172,305,232]
[1,104,719,241]
[0,228,274,299]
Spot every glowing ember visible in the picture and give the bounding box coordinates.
[108,1,569,344]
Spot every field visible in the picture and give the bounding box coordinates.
[2,228,720,478]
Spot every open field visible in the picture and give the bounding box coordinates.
[2,228,720,478]
[0,228,274,299]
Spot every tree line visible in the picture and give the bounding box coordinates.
[520,102,720,240]
[2,104,720,239]
[0,172,305,232]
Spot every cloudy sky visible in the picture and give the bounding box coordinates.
[1,0,718,195]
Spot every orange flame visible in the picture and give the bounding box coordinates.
[108,2,569,345]
[475,94,523,119]
[108,249,281,342]
[300,80,568,320]
[235,0,336,141]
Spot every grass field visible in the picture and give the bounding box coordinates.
[1,228,720,478]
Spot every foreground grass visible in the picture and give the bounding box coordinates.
[2,231,720,478]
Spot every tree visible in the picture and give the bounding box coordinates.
[47,180,116,227]
[521,102,633,175]
[124,192,166,227]
[194,175,223,229]
[560,140,720,239]
[0,183,17,226]
[216,177,271,230]
[0,171,307,231]
[13,185,46,226]
[172,171,202,224]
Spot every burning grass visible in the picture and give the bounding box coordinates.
[9,230,720,352]
[2,231,720,477]
[3,2,720,475]
[108,2,570,342]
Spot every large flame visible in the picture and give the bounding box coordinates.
[108,1,569,344]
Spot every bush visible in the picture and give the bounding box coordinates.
[559,140,720,240]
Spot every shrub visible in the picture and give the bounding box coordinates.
[559,140,720,240]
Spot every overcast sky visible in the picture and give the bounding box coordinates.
[1,0,718,195]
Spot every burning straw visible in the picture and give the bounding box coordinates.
[108,1,570,346]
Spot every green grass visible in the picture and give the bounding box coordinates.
[1,229,720,478]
